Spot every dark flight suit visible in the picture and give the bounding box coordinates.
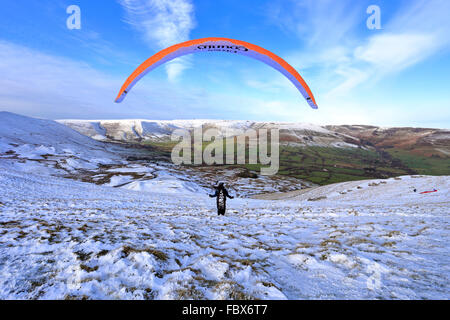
[209,185,234,215]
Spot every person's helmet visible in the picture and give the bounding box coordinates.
[213,181,225,189]
[212,181,225,189]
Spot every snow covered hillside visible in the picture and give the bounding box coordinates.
[254,175,449,206]
[0,168,448,299]
[1,112,449,299]
[58,118,361,148]
[0,111,132,175]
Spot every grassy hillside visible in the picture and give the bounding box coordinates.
[272,146,406,185]
[140,140,449,186]
[386,148,450,176]
[244,145,419,185]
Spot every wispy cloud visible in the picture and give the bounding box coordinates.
[271,0,450,97]
[0,40,283,122]
[67,30,141,68]
[355,33,437,72]
[354,0,450,73]
[118,0,196,81]
[0,40,198,119]
[266,0,363,48]
[0,41,127,119]
[337,0,450,95]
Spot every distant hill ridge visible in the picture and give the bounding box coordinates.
[58,118,449,155]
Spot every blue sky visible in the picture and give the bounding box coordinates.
[0,0,449,128]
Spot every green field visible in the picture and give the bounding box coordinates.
[140,140,449,186]
[274,146,409,185]
[386,148,450,176]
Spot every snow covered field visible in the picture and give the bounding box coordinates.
[0,112,449,299]
[0,168,448,299]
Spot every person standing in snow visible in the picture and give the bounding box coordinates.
[209,182,234,216]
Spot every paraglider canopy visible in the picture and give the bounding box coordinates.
[115,37,318,109]
[420,189,438,194]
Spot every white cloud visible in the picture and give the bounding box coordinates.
[355,33,437,71]
[165,58,190,82]
[325,67,368,98]
[277,0,450,97]
[339,0,450,93]
[0,40,294,122]
[118,0,196,81]
[0,41,128,119]
[0,40,202,119]
[266,0,363,47]
[261,0,450,127]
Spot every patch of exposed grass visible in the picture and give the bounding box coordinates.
[122,245,168,261]
[80,264,99,272]
[74,250,92,262]
[320,239,341,247]
[96,249,109,257]
[382,241,396,247]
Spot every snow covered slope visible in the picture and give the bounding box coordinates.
[1,112,449,299]
[0,111,130,174]
[0,112,213,195]
[292,175,448,205]
[254,175,449,206]
[0,167,448,299]
[1,112,106,155]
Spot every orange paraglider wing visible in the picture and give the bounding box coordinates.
[115,37,317,109]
